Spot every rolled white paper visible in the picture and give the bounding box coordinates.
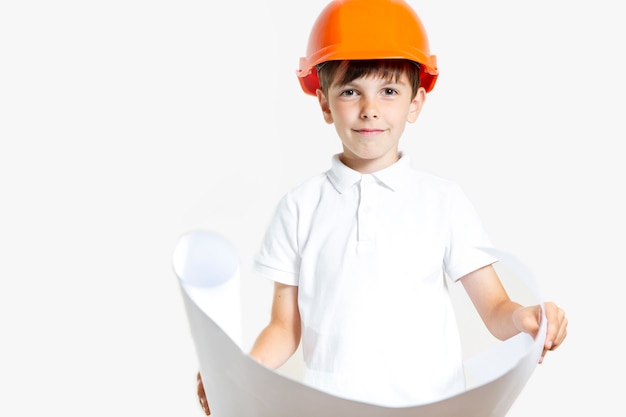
[172,230,242,348]
[175,233,546,416]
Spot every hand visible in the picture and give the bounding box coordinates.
[540,301,567,363]
[513,301,568,364]
[197,371,210,415]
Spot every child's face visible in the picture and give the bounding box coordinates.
[316,72,425,173]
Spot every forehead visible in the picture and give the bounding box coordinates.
[331,71,410,87]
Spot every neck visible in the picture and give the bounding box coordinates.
[339,153,399,174]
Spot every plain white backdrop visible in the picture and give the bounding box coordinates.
[1,0,624,415]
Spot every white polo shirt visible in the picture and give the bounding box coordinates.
[254,153,497,407]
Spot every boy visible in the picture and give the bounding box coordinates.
[197,0,567,414]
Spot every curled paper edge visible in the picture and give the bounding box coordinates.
[175,237,546,417]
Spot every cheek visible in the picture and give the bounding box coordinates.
[330,104,356,124]
[377,106,400,124]
[386,104,413,124]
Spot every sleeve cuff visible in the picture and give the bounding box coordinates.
[447,249,499,282]
[253,262,299,286]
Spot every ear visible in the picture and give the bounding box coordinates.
[407,87,426,123]
[316,89,334,124]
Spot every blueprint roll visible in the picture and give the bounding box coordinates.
[172,229,242,348]
[176,244,547,416]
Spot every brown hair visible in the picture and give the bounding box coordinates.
[317,59,421,99]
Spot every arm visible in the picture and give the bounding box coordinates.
[250,281,302,369]
[460,264,567,363]
[196,282,301,415]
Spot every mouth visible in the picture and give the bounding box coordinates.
[354,128,385,136]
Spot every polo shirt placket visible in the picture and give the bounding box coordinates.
[357,174,378,254]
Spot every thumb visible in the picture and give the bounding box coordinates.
[513,304,542,339]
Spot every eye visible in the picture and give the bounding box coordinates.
[382,88,398,96]
[340,89,357,97]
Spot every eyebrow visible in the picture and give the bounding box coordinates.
[336,77,408,88]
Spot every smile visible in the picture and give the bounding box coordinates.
[354,128,385,135]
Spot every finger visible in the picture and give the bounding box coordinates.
[542,302,560,348]
[196,373,211,415]
[550,314,568,350]
[538,303,567,364]
[199,392,211,415]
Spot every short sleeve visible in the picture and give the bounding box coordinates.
[444,184,498,281]
[253,193,301,286]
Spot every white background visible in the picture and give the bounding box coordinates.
[1,0,624,415]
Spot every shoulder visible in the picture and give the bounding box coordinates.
[408,169,465,196]
[400,169,477,216]
[274,172,329,210]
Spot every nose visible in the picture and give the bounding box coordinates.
[360,97,379,120]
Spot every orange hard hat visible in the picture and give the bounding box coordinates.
[297,0,439,96]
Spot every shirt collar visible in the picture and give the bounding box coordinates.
[326,152,412,193]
